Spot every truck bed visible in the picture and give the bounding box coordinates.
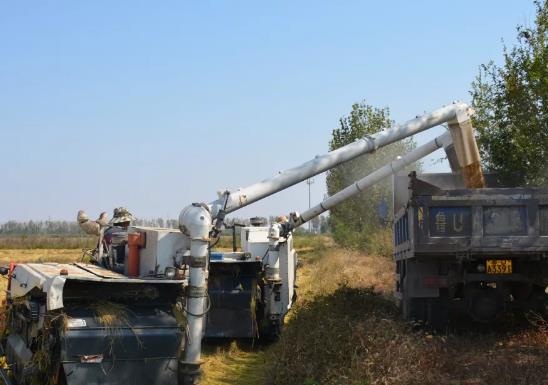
[394,182,548,258]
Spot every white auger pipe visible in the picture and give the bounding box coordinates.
[291,131,453,228]
[211,102,472,217]
[178,203,212,374]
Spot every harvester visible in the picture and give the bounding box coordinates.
[1,102,483,384]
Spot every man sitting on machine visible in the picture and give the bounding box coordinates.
[77,207,134,272]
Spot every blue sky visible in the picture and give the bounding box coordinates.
[0,1,537,222]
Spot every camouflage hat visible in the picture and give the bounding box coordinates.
[110,207,134,225]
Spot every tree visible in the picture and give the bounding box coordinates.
[471,0,547,186]
[326,102,419,250]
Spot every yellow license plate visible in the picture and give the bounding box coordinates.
[486,259,512,274]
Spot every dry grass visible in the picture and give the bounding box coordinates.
[200,235,336,385]
[90,300,130,329]
[202,236,548,385]
[266,247,548,385]
[0,235,95,249]
[201,341,269,385]
[0,249,83,265]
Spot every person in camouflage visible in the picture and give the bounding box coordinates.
[102,207,134,272]
[77,207,134,271]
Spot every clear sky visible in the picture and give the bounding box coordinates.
[0,1,538,222]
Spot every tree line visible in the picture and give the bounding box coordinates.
[327,0,546,253]
[0,218,179,235]
[0,215,330,236]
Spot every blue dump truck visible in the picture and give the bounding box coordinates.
[393,172,548,329]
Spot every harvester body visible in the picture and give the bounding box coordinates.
[5,262,183,385]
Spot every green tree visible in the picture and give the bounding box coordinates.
[326,102,419,252]
[471,0,547,186]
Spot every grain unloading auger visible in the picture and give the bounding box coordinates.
[178,102,483,383]
[1,102,482,385]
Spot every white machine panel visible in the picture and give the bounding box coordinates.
[133,226,189,276]
[240,227,269,259]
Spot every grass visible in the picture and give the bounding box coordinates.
[201,341,269,385]
[0,249,83,265]
[0,235,96,249]
[265,248,548,385]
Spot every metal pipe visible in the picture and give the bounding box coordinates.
[290,131,453,228]
[211,102,472,217]
[178,203,212,383]
[127,232,145,277]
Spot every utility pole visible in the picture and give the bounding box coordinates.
[306,178,314,232]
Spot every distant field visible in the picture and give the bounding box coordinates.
[0,235,95,249]
[0,233,332,253]
[0,249,83,265]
